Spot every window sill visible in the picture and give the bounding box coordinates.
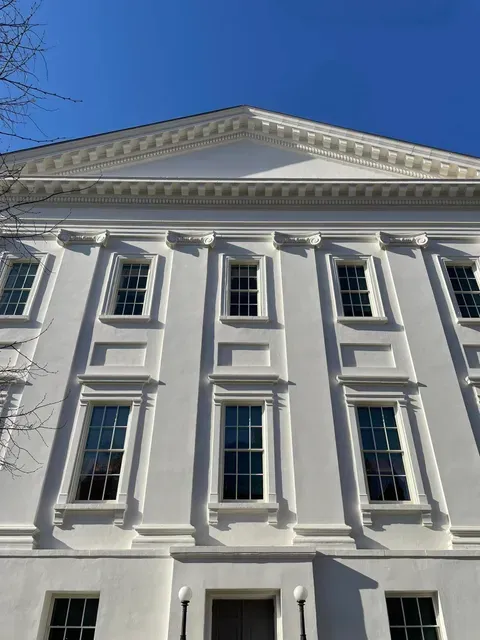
[0,314,31,324]
[54,501,127,526]
[208,501,279,525]
[98,314,151,324]
[361,502,432,527]
[337,315,388,325]
[219,315,269,325]
[457,317,480,326]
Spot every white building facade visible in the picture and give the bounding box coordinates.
[1,106,480,638]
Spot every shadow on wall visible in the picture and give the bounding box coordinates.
[313,555,378,640]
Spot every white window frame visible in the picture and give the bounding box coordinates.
[99,252,158,323]
[344,388,431,526]
[41,593,101,640]
[0,252,47,323]
[384,592,445,640]
[329,255,387,324]
[438,255,480,326]
[208,382,278,524]
[220,255,269,323]
[54,374,149,526]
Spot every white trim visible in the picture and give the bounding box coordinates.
[337,374,410,386]
[56,229,109,247]
[0,524,38,549]
[0,252,48,323]
[292,524,355,546]
[220,254,268,323]
[55,377,148,526]
[272,231,321,249]
[343,390,431,526]
[376,231,429,249]
[208,384,277,525]
[132,524,196,547]
[208,373,279,385]
[165,230,216,249]
[438,255,480,326]
[329,254,387,324]
[99,252,158,322]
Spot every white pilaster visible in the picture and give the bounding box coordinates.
[278,246,353,547]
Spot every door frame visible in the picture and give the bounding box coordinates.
[205,590,280,640]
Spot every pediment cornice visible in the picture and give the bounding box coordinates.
[7,177,480,207]
[19,107,480,180]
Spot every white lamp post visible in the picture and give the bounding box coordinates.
[178,586,192,640]
[294,585,308,640]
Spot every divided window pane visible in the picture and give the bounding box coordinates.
[75,405,130,501]
[229,263,259,317]
[223,405,263,500]
[48,597,98,640]
[0,261,38,316]
[337,263,372,317]
[357,406,410,502]
[114,262,149,316]
[386,596,440,640]
[447,264,480,318]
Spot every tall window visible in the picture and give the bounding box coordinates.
[357,406,410,502]
[76,405,130,501]
[114,262,149,316]
[47,597,99,640]
[223,405,263,500]
[446,264,480,318]
[337,263,372,317]
[386,596,440,640]
[229,263,258,317]
[0,261,38,316]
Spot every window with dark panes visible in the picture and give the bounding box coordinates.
[223,405,263,500]
[0,261,38,315]
[229,263,258,316]
[386,595,440,640]
[75,405,130,501]
[337,263,372,317]
[357,406,410,502]
[114,262,149,315]
[446,264,480,318]
[47,597,99,640]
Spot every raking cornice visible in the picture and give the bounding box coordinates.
[16,106,480,180]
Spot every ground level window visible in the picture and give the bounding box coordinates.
[386,595,440,640]
[47,597,99,640]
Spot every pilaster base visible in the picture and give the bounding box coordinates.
[451,526,480,548]
[132,524,196,548]
[0,525,38,549]
[293,524,355,548]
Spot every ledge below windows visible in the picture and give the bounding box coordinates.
[53,502,127,526]
[98,314,151,324]
[337,315,388,325]
[219,315,269,325]
[361,502,432,527]
[208,502,279,525]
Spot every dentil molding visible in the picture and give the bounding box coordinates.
[56,229,110,247]
[272,231,322,249]
[166,230,216,249]
[377,231,429,249]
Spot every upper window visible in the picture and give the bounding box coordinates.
[113,262,150,316]
[0,260,39,317]
[446,264,480,319]
[337,263,372,317]
[386,595,440,640]
[223,405,263,501]
[229,263,258,317]
[358,406,410,502]
[75,405,130,501]
[221,255,268,323]
[47,596,99,640]
[100,254,157,323]
[331,256,386,323]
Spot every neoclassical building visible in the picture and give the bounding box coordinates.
[1,106,480,639]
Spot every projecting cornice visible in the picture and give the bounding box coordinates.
[16,107,480,180]
[8,177,480,207]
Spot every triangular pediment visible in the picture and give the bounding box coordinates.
[10,106,480,180]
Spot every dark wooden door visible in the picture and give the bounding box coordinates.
[212,599,275,640]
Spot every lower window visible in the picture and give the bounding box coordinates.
[75,405,130,501]
[223,405,264,500]
[47,597,99,640]
[386,595,440,640]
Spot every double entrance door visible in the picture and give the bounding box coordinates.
[212,599,275,640]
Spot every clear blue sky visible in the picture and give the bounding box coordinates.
[11,0,480,156]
